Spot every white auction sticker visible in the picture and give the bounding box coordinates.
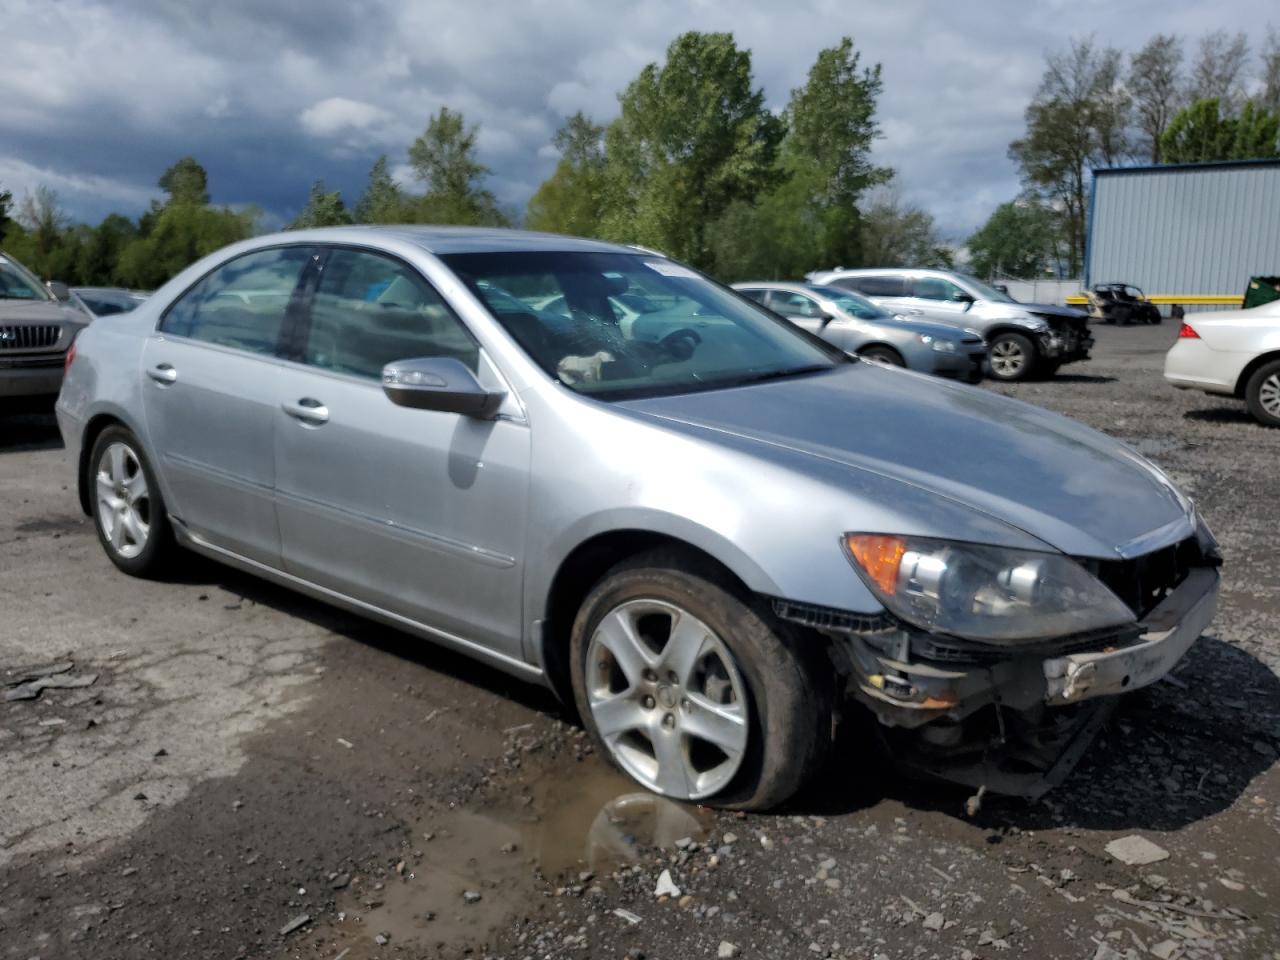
[644,260,700,280]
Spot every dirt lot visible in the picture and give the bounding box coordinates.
[2,322,1277,960]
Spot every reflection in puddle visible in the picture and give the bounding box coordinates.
[328,759,712,955]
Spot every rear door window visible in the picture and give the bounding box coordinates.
[162,246,314,356]
[836,275,905,297]
[299,248,478,379]
[767,291,823,318]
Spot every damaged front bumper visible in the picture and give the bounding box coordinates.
[778,565,1219,800]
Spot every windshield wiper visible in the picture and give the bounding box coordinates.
[722,364,833,388]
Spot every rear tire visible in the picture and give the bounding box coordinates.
[987,332,1037,382]
[569,549,832,810]
[859,345,905,368]
[1245,359,1280,428]
[87,426,177,577]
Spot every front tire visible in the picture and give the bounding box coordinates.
[1245,359,1280,428]
[859,345,905,368]
[87,426,176,577]
[569,550,832,810]
[987,332,1037,382]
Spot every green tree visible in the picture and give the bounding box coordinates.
[1187,30,1250,114]
[1128,34,1184,162]
[1160,97,1280,162]
[601,32,783,267]
[525,112,607,236]
[74,214,139,285]
[0,186,12,245]
[158,156,211,206]
[1010,37,1130,276]
[15,186,70,278]
[966,200,1059,279]
[354,156,406,223]
[858,187,952,268]
[289,180,352,229]
[407,108,506,225]
[117,204,256,289]
[1262,29,1280,114]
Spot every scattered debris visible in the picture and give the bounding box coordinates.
[331,873,351,890]
[613,908,642,926]
[4,670,98,702]
[922,912,945,931]
[463,890,482,904]
[718,941,741,958]
[503,722,534,734]
[279,914,310,937]
[5,661,73,685]
[654,869,681,899]
[1104,835,1169,866]
[336,737,354,749]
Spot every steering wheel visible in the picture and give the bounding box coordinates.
[658,327,702,361]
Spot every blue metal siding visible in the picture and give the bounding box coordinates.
[1086,162,1280,309]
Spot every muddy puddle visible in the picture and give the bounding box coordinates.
[323,757,713,956]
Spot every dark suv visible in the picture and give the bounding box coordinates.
[0,253,90,400]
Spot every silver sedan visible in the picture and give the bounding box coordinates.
[733,282,987,382]
[57,227,1220,809]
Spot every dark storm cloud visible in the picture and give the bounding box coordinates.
[2,0,1274,239]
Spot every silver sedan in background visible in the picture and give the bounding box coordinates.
[733,281,987,383]
[57,227,1219,809]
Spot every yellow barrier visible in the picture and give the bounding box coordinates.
[1064,294,1243,306]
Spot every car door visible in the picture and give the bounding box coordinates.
[765,290,829,335]
[142,245,317,565]
[273,246,530,659]
[905,276,973,327]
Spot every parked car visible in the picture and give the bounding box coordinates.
[73,287,149,318]
[1164,299,1280,427]
[731,281,987,383]
[58,227,1220,809]
[1,252,92,400]
[808,268,1093,382]
[1086,283,1162,325]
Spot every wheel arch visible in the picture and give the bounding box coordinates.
[1234,350,1280,398]
[537,528,765,709]
[856,342,905,365]
[985,324,1043,352]
[76,410,144,516]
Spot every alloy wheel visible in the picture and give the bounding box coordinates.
[585,599,749,801]
[1260,373,1280,418]
[990,338,1028,378]
[95,441,151,560]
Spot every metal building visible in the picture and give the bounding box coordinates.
[1083,159,1280,312]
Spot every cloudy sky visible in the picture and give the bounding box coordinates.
[2,0,1274,240]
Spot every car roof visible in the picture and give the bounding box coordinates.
[819,267,957,279]
[245,225,645,257]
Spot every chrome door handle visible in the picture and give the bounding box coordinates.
[147,363,177,384]
[282,398,329,424]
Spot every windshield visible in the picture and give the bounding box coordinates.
[806,284,890,320]
[957,275,1015,303]
[442,251,841,400]
[0,256,51,302]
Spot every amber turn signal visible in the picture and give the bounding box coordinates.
[844,534,906,595]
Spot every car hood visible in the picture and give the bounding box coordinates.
[0,299,79,323]
[619,364,1192,559]
[1006,301,1089,320]
[870,314,980,341]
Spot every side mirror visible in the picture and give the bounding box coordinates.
[381,357,505,418]
[953,292,975,311]
[47,281,71,302]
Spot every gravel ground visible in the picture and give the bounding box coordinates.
[1,321,1277,960]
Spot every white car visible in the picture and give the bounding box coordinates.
[1164,300,1280,427]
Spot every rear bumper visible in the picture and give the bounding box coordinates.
[0,366,64,398]
[1163,340,1239,395]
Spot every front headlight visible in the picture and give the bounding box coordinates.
[916,334,957,353]
[843,534,1134,643]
